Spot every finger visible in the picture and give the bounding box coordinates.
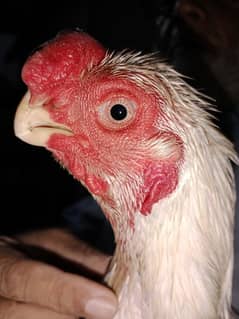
[0,297,74,319]
[16,228,111,274]
[0,253,117,318]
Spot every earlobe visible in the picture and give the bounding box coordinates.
[140,160,179,215]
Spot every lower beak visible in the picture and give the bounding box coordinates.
[14,91,73,147]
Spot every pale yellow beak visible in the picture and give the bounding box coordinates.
[14,91,73,147]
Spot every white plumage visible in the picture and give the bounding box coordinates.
[87,52,238,318]
[14,31,239,319]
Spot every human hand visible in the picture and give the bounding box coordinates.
[0,227,117,319]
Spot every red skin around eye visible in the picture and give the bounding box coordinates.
[46,77,183,224]
[22,31,183,225]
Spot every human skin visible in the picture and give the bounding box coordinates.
[0,227,117,319]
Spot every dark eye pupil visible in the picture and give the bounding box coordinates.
[110,104,127,121]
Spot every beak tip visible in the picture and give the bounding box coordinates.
[13,90,72,147]
[13,91,46,147]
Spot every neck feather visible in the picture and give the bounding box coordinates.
[105,126,237,319]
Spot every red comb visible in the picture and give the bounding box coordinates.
[22,30,106,96]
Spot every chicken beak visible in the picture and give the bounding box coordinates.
[14,91,73,147]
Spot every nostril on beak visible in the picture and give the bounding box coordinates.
[28,93,50,109]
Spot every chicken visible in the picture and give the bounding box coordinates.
[14,30,238,319]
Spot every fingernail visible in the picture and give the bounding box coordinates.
[85,296,117,319]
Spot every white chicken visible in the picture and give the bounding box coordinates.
[14,31,238,319]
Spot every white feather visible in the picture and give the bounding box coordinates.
[93,51,238,319]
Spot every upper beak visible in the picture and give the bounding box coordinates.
[14,91,73,147]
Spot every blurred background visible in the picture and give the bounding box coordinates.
[0,0,238,307]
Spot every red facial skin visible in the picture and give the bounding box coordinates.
[141,160,179,215]
[22,31,183,225]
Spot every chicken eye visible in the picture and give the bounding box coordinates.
[97,98,137,130]
[110,104,127,121]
